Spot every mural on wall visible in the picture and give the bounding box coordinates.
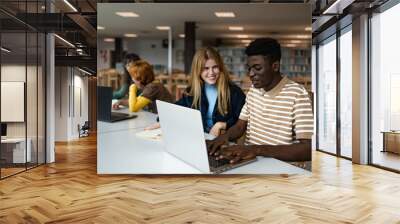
[100,50,109,64]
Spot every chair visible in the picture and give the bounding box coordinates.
[78,121,90,138]
[175,84,188,101]
[171,73,189,100]
[156,73,172,91]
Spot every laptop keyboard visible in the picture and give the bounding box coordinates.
[208,156,230,168]
[111,112,129,118]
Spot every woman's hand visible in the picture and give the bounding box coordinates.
[144,122,161,131]
[209,122,227,137]
[112,99,128,110]
[112,101,121,110]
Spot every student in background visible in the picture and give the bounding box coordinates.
[112,53,141,99]
[112,60,173,113]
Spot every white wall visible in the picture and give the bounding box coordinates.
[125,39,185,71]
[72,74,89,138]
[55,67,69,141]
[1,64,46,164]
[97,38,202,72]
[54,67,89,141]
[97,40,114,71]
[1,65,26,82]
[1,65,26,140]
[1,65,39,137]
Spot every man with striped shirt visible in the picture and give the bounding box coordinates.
[207,38,313,165]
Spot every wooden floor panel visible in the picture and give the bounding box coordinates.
[1,135,400,223]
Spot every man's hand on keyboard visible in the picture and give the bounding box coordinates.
[206,135,229,156]
[217,145,257,164]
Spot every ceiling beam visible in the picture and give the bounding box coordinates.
[55,55,96,72]
[67,13,97,39]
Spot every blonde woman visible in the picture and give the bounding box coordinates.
[172,47,246,137]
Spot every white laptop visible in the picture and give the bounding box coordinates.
[156,100,256,174]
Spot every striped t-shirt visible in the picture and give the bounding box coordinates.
[239,76,313,146]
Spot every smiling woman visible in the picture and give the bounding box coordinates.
[174,47,246,136]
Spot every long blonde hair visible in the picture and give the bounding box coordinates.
[189,47,231,115]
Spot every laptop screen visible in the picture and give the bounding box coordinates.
[97,86,113,121]
[156,100,210,173]
[1,123,7,137]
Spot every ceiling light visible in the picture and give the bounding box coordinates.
[76,48,83,52]
[116,12,139,17]
[97,26,105,30]
[296,35,311,39]
[215,12,235,18]
[124,34,137,38]
[54,34,75,48]
[63,0,78,12]
[179,34,185,38]
[290,40,302,44]
[78,67,93,76]
[1,47,11,53]
[241,40,251,44]
[104,38,115,42]
[323,0,341,14]
[305,27,312,31]
[156,26,170,30]
[285,44,297,48]
[322,0,354,15]
[229,26,244,31]
[237,35,249,38]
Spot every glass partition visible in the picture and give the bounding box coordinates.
[1,31,28,177]
[0,1,46,179]
[27,31,38,169]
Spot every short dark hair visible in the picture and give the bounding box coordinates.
[124,53,141,65]
[245,38,281,63]
[124,53,141,84]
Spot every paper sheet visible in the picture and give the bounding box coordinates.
[135,128,162,141]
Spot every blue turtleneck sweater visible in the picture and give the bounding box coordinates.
[204,83,218,130]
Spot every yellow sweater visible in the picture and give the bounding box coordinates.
[128,84,151,112]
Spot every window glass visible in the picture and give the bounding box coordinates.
[317,35,337,154]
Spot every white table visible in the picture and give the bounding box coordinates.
[97,111,309,175]
[1,137,31,163]
[97,110,158,134]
